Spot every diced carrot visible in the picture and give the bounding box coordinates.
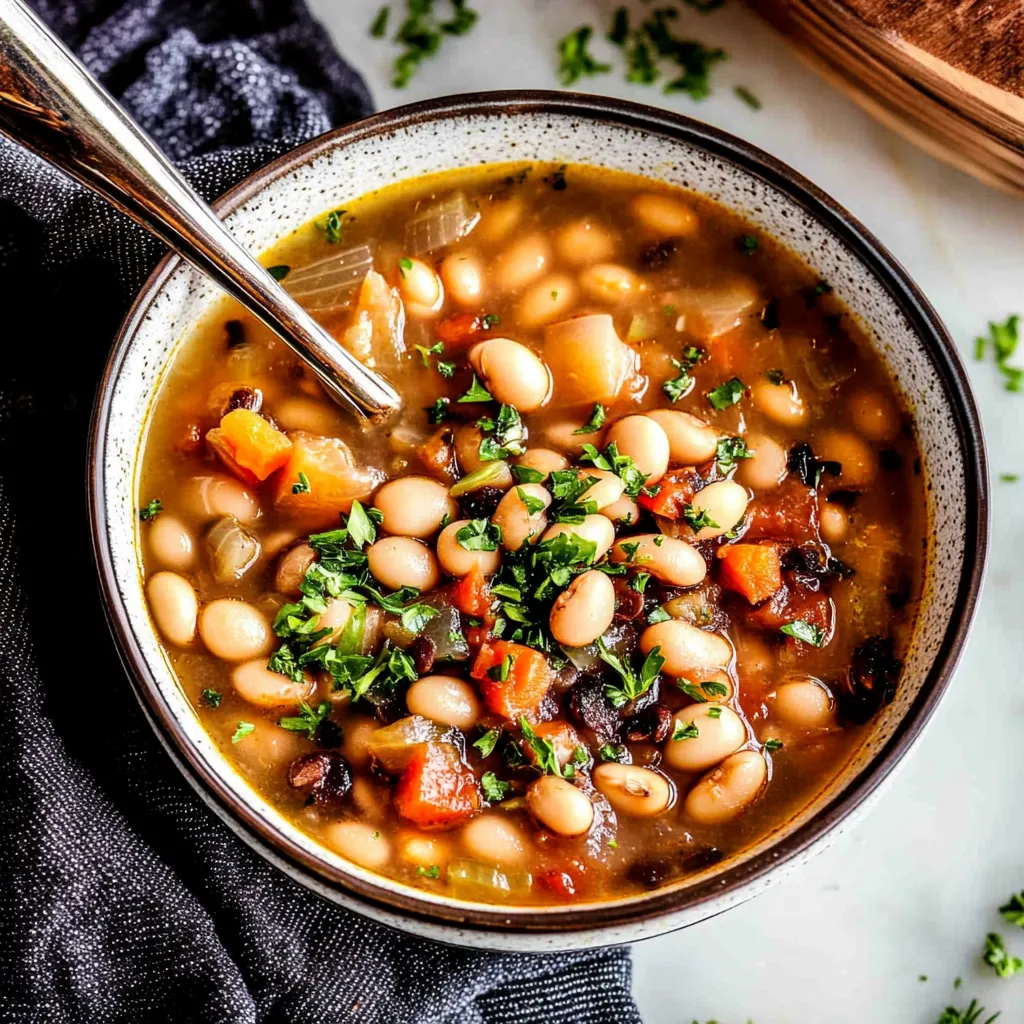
[205,409,292,484]
[717,543,783,605]
[434,312,498,347]
[272,431,377,529]
[637,468,700,519]
[393,742,480,830]
[521,720,581,770]
[451,565,492,618]
[470,641,553,721]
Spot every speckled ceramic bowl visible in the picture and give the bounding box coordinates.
[89,92,987,951]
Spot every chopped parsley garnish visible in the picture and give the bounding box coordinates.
[761,297,781,330]
[983,933,1022,979]
[474,728,501,758]
[736,233,758,255]
[546,468,600,524]
[557,25,611,86]
[383,0,480,88]
[1000,892,1024,927]
[437,361,456,378]
[630,572,651,593]
[573,402,607,435]
[481,313,501,329]
[706,706,722,719]
[599,743,628,762]
[455,518,503,552]
[488,653,515,683]
[517,487,547,516]
[231,722,255,743]
[477,403,526,461]
[780,619,826,647]
[519,717,564,776]
[414,340,444,366]
[426,397,450,424]
[647,606,671,625]
[766,368,786,385]
[278,701,332,741]
[662,346,703,402]
[292,471,311,495]
[976,314,1022,392]
[481,771,512,802]
[672,719,699,741]
[803,279,834,308]
[199,688,222,708]
[579,441,650,498]
[707,377,745,410]
[598,639,665,708]
[267,264,290,281]
[682,503,718,533]
[400,603,438,634]
[734,85,761,110]
[765,738,784,752]
[701,680,728,698]
[715,436,753,472]
[416,864,441,878]
[139,499,162,521]
[510,464,545,485]
[318,209,347,244]
[458,374,494,403]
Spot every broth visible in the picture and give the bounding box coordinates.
[137,163,925,905]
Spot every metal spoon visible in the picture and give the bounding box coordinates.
[0,0,400,421]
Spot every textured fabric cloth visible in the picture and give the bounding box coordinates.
[0,2,642,1022]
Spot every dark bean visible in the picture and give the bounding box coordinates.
[458,486,504,520]
[827,489,859,508]
[613,579,645,621]
[411,635,437,675]
[879,448,902,471]
[626,857,673,889]
[625,704,672,744]
[287,751,352,807]
[677,846,724,874]
[224,320,246,348]
[638,237,680,269]
[838,636,900,725]
[568,674,622,739]
[226,386,263,415]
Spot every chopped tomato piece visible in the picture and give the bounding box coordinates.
[521,720,581,770]
[205,408,292,484]
[272,431,378,529]
[717,543,783,605]
[537,859,587,900]
[471,640,553,721]
[451,564,492,618]
[743,478,818,542]
[745,585,833,648]
[434,312,498,347]
[638,468,700,519]
[393,742,480,831]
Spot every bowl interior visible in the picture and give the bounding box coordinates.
[93,94,984,950]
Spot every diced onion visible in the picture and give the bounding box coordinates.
[446,858,532,901]
[663,277,760,339]
[283,243,374,311]
[367,715,448,773]
[449,461,510,497]
[404,193,480,256]
[206,516,260,584]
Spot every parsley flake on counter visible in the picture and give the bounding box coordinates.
[370,6,390,37]
[557,25,611,86]
[936,998,1000,1024]
[458,374,494,403]
[1000,473,1019,483]
[780,619,826,647]
[481,771,512,802]
[382,0,480,88]
[573,402,607,434]
[976,314,1022,392]
[599,639,665,708]
[1000,892,1024,927]
[607,6,630,46]
[267,264,290,281]
[734,85,762,110]
[199,688,222,709]
[983,933,1023,979]
[139,498,163,521]
[231,722,255,743]
[291,471,311,495]
[707,376,745,409]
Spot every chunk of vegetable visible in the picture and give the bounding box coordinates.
[206,409,292,484]
[717,543,783,605]
[404,192,480,255]
[663,276,761,339]
[637,469,700,519]
[283,243,373,311]
[272,431,379,529]
[394,742,481,830]
[471,641,552,721]
[451,564,492,618]
[367,715,448,774]
[543,314,638,404]
[341,270,405,364]
[206,515,261,584]
[446,858,532,901]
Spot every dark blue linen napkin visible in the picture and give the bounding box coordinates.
[0,2,642,1020]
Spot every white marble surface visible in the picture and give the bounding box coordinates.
[309,2,1024,1019]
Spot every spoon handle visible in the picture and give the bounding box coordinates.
[0,0,400,421]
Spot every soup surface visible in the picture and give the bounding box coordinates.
[138,163,925,905]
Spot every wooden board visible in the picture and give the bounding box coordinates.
[747,0,1024,193]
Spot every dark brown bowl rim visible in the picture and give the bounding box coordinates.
[88,90,988,941]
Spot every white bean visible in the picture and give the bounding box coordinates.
[324,821,392,869]
[542,515,615,561]
[232,658,314,707]
[604,415,670,484]
[374,476,458,538]
[526,776,594,837]
[592,763,673,817]
[199,599,273,661]
[819,502,849,545]
[549,570,615,648]
[751,380,809,429]
[436,519,502,576]
[270,396,343,435]
[399,833,452,870]
[684,750,767,825]
[342,715,379,770]
[461,814,528,865]
[469,338,551,412]
[610,535,707,587]
[640,619,731,677]
[406,675,480,729]
[579,263,645,304]
[600,493,640,526]
[685,480,748,540]
[772,678,835,728]
[274,542,315,596]
[492,484,550,551]
[367,536,440,591]
[440,251,484,308]
[147,572,198,648]
[555,217,616,266]
[736,433,788,491]
[476,196,525,243]
[663,703,746,771]
[847,387,901,442]
[146,515,196,572]
[815,430,878,489]
[517,274,576,328]
[494,232,551,291]
[185,474,260,524]
[644,410,718,465]
[579,469,625,510]
[631,193,699,237]
[515,448,569,479]
[398,257,442,313]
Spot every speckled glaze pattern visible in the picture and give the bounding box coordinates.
[89,93,987,952]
